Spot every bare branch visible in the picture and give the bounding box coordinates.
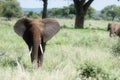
[84,0,94,13]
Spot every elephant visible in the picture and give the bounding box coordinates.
[14,18,60,68]
[107,22,120,37]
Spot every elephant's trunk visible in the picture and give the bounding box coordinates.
[30,26,43,68]
[31,41,39,62]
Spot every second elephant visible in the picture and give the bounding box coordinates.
[107,22,120,37]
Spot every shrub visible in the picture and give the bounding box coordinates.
[27,11,40,18]
[0,56,17,68]
[76,61,109,79]
[2,0,23,20]
[111,39,120,56]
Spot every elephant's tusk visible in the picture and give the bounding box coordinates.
[29,47,32,55]
[40,44,43,54]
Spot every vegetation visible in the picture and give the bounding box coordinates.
[47,4,98,20]
[47,4,75,19]
[111,39,120,56]
[101,5,120,21]
[40,0,119,28]
[0,0,120,80]
[0,0,23,20]
[46,4,120,21]
[26,11,40,18]
[0,18,120,80]
[73,0,94,28]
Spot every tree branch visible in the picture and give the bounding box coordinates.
[84,0,94,13]
[81,0,85,5]
[73,0,83,12]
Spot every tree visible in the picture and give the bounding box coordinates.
[27,11,40,18]
[47,4,97,20]
[39,0,120,28]
[2,0,23,20]
[73,0,94,29]
[68,4,75,14]
[85,6,98,20]
[116,6,120,20]
[42,0,48,18]
[47,7,70,18]
[101,5,119,21]
[0,0,5,16]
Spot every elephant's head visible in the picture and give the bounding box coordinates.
[107,23,111,31]
[14,18,60,68]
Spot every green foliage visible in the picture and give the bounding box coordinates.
[1,0,23,19]
[76,61,109,79]
[47,4,98,20]
[101,5,120,21]
[111,39,120,56]
[27,11,40,18]
[0,0,5,15]
[69,4,75,15]
[0,56,17,68]
[47,4,75,18]
[1,19,120,79]
[47,7,71,18]
[86,7,100,20]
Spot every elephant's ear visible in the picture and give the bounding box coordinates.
[42,18,60,42]
[14,18,32,37]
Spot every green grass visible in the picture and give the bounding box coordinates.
[0,18,120,80]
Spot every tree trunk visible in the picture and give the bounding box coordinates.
[112,16,115,21]
[73,0,94,29]
[42,0,47,19]
[75,13,84,29]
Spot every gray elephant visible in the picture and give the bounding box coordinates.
[107,22,120,37]
[14,18,60,68]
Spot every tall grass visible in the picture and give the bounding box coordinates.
[0,18,120,80]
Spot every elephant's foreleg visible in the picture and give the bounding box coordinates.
[110,33,112,37]
[110,30,112,37]
[38,42,46,67]
[30,49,38,69]
[31,44,40,68]
[38,51,43,67]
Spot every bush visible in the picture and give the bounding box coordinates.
[0,56,17,68]
[76,61,109,79]
[2,0,23,20]
[111,39,120,56]
[80,63,101,78]
[27,11,40,18]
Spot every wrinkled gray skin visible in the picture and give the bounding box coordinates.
[14,18,60,68]
[107,22,120,37]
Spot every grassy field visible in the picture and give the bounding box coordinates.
[0,18,120,80]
